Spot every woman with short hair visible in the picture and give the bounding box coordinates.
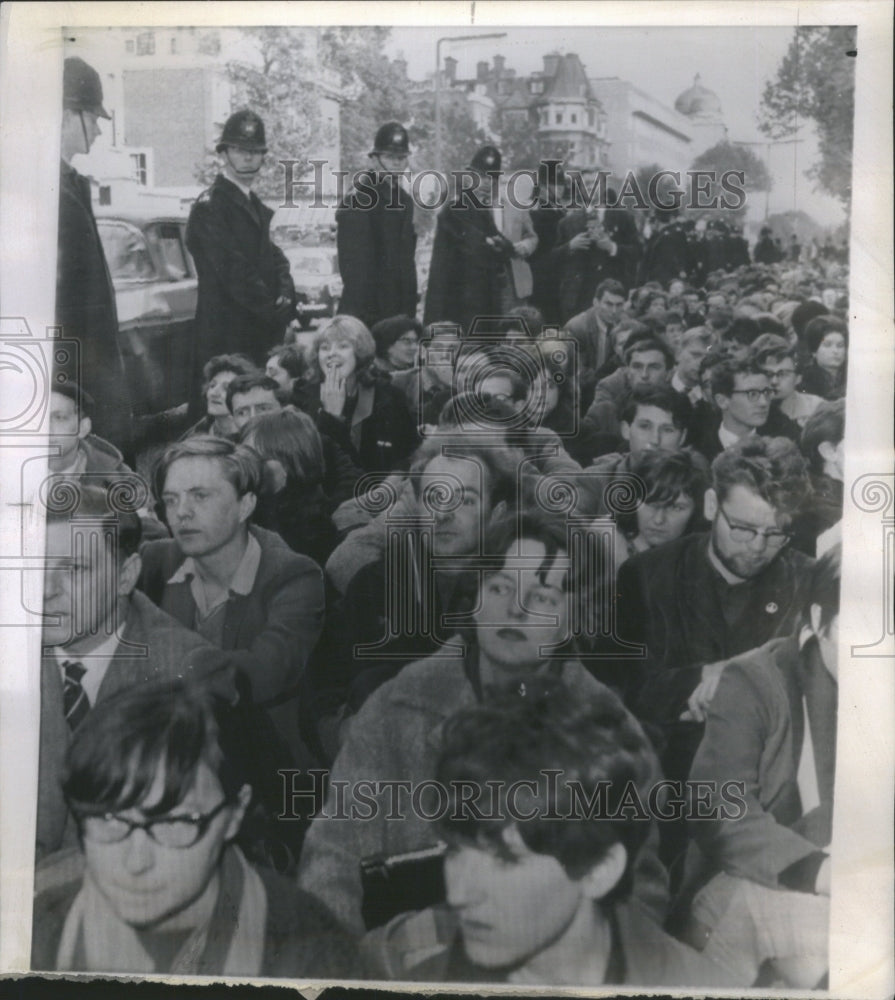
[293,315,418,479]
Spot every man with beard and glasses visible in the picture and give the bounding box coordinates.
[616,436,814,785]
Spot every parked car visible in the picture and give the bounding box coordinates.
[283,245,342,329]
[95,211,197,416]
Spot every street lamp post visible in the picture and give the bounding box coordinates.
[434,32,507,175]
[734,137,805,220]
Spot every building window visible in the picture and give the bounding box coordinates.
[136,31,155,56]
[588,108,594,128]
[98,186,111,206]
[571,112,577,124]
[197,31,221,56]
[170,36,178,54]
[131,153,148,186]
[125,39,134,54]
[555,111,563,125]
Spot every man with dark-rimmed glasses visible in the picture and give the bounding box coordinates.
[616,436,814,796]
[31,678,361,978]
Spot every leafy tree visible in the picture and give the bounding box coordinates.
[407,93,488,175]
[758,26,856,205]
[318,27,411,176]
[195,27,335,201]
[492,108,542,171]
[690,140,772,219]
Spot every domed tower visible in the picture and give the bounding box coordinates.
[674,73,727,156]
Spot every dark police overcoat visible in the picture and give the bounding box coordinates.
[186,174,294,411]
[55,161,133,452]
[337,172,418,327]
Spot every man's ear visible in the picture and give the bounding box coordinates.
[619,420,631,443]
[489,498,508,525]
[714,392,729,413]
[704,487,718,522]
[817,440,837,465]
[265,458,288,494]
[237,490,257,525]
[78,416,92,440]
[118,552,142,597]
[580,842,627,901]
[224,783,253,841]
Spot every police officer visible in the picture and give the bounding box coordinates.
[337,122,418,328]
[637,207,692,287]
[57,57,134,459]
[186,110,295,419]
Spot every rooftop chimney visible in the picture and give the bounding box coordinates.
[444,55,457,84]
[477,60,489,82]
[493,54,505,74]
[543,52,560,76]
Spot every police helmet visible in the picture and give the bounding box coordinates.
[370,122,410,157]
[216,110,268,154]
[63,57,111,120]
[470,145,502,175]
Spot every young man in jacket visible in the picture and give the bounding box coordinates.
[138,436,324,768]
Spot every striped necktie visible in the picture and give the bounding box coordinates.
[62,660,90,731]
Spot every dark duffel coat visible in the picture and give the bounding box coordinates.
[423,192,507,336]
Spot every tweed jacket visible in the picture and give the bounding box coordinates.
[684,634,836,894]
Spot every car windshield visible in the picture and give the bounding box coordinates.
[147,223,192,280]
[287,253,334,276]
[98,221,155,281]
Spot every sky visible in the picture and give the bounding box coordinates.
[384,25,846,225]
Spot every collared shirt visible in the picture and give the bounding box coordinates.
[51,446,88,477]
[167,533,262,643]
[717,422,755,451]
[671,370,702,404]
[53,629,122,707]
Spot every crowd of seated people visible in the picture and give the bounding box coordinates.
[33,210,849,988]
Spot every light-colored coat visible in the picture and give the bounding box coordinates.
[297,647,669,935]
